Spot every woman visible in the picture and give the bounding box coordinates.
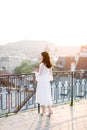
[35,51,53,117]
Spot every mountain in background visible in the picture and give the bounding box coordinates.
[0,40,81,58]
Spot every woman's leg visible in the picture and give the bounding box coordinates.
[47,105,53,117]
[41,105,46,114]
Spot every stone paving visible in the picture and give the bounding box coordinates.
[0,100,87,130]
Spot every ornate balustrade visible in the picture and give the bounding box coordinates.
[0,70,87,116]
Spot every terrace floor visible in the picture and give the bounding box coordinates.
[0,99,87,130]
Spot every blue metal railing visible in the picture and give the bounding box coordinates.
[0,70,87,116]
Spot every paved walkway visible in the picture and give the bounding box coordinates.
[0,100,87,130]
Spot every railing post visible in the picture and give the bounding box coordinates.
[70,71,74,106]
[17,89,20,111]
[8,90,10,113]
[8,75,11,113]
[38,103,40,113]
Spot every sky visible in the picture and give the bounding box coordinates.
[0,0,87,46]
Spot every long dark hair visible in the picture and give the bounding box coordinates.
[41,51,52,68]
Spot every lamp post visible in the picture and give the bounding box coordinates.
[70,71,74,106]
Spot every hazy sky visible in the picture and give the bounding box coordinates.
[0,0,87,46]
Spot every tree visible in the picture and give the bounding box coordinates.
[14,60,39,74]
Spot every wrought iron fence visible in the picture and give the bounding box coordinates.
[0,70,87,116]
[0,74,36,116]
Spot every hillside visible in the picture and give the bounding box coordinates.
[0,40,58,58]
[0,40,80,58]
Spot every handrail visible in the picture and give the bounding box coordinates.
[13,89,36,113]
[0,70,87,116]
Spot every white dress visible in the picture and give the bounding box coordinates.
[35,63,53,107]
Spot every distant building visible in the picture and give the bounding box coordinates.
[76,45,87,70]
[0,55,28,74]
[54,45,87,71]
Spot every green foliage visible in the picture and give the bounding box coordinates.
[14,60,39,74]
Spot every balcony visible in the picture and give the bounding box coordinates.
[0,70,87,129]
[0,99,87,130]
[0,70,87,115]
